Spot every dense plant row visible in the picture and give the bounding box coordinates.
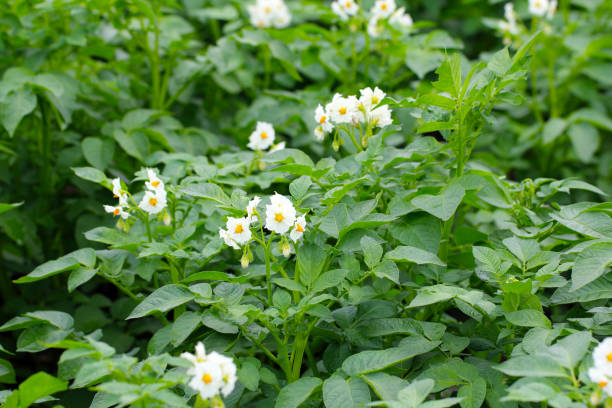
[0,0,611,407]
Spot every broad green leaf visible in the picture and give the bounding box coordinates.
[18,372,67,408]
[412,183,465,221]
[171,312,201,347]
[505,310,551,328]
[571,242,612,291]
[72,167,108,184]
[0,358,15,384]
[82,137,115,170]
[342,337,439,376]
[311,269,347,294]
[487,47,511,76]
[551,276,612,304]
[238,358,261,392]
[338,214,397,241]
[361,236,383,269]
[540,332,592,369]
[568,122,599,163]
[385,246,445,266]
[68,267,98,293]
[323,375,371,408]
[289,176,312,201]
[275,377,322,408]
[433,53,461,97]
[418,94,456,111]
[542,118,568,144]
[458,377,486,408]
[180,183,231,206]
[0,202,22,215]
[0,86,37,137]
[296,244,327,288]
[504,378,557,402]
[127,285,193,319]
[396,379,434,408]
[14,256,79,284]
[363,372,409,401]
[496,356,567,378]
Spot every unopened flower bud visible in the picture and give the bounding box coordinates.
[282,241,291,257]
[241,254,250,269]
[332,139,340,151]
[259,161,267,170]
[163,212,171,226]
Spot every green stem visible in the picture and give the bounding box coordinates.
[144,214,153,242]
[264,243,272,304]
[346,127,362,152]
[263,45,271,89]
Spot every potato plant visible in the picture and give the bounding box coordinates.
[0,0,611,408]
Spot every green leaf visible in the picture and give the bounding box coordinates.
[68,267,98,293]
[296,244,327,288]
[433,53,462,97]
[505,309,551,328]
[0,86,37,137]
[311,269,347,294]
[289,176,312,201]
[571,242,612,291]
[17,372,68,408]
[385,246,445,266]
[496,355,567,378]
[338,214,397,241]
[396,379,434,408]
[542,332,592,369]
[72,167,108,184]
[14,256,79,284]
[180,183,231,206]
[0,358,15,384]
[82,137,115,171]
[551,276,612,304]
[542,118,568,144]
[171,312,201,347]
[417,121,455,134]
[342,337,439,376]
[238,358,261,392]
[412,183,465,221]
[361,236,383,269]
[275,377,322,408]
[323,375,371,408]
[568,122,599,163]
[487,47,512,76]
[272,278,306,294]
[511,31,542,69]
[569,108,612,132]
[0,202,22,215]
[458,377,486,408]
[127,285,193,319]
[363,372,409,401]
[417,94,456,111]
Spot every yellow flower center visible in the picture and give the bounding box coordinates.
[265,6,271,13]
[149,198,158,206]
[607,352,612,362]
[235,224,243,234]
[258,21,264,27]
[261,132,268,139]
[535,0,542,7]
[152,180,160,187]
[275,213,284,222]
[339,107,347,115]
[319,116,326,124]
[381,4,387,10]
[345,1,351,7]
[202,373,213,384]
[296,224,304,232]
[600,381,608,388]
[372,96,379,104]
[113,208,120,216]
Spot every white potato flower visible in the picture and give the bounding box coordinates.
[289,215,307,243]
[111,177,127,206]
[139,190,167,215]
[248,121,276,151]
[248,0,291,28]
[315,104,334,133]
[265,193,296,234]
[389,7,413,29]
[589,366,611,390]
[367,16,383,38]
[369,104,393,128]
[372,0,396,18]
[331,0,359,21]
[226,217,252,246]
[219,229,240,250]
[592,337,612,372]
[326,94,359,124]
[246,196,261,223]
[181,342,208,365]
[145,168,164,192]
[547,0,557,19]
[209,352,238,397]
[528,0,549,17]
[270,141,286,152]
[359,87,386,110]
[104,205,130,220]
[188,360,225,400]
[314,126,326,141]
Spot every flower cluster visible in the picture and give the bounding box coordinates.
[247,121,285,152]
[248,0,291,29]
[528,0,557,19]
[331,0,359,21]
[219,194,307,262]
[314,87,392,148]
[104,178,130,220]
[182,342,237,402]
[589,338,612,400]
[138,169,167,215]
[368,0,413,38]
